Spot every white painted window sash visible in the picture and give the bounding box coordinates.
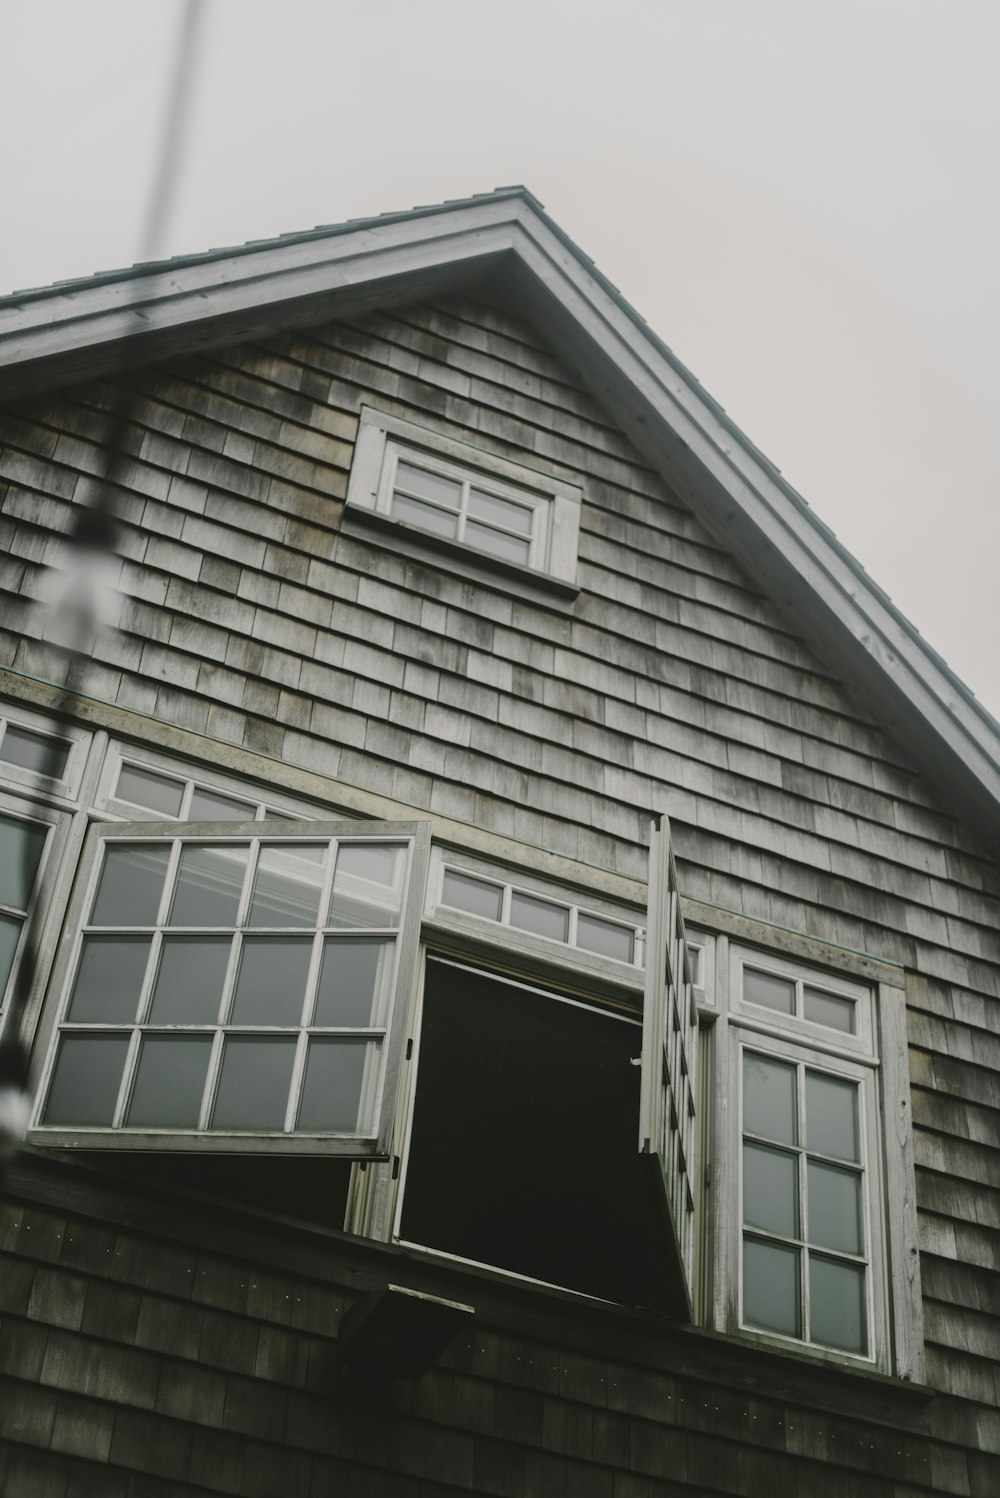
[28,817,431,1160]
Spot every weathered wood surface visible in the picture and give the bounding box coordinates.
[0,1193,994,1496]
[0,285,998,1489]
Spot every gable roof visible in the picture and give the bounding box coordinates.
[2,186,998,858]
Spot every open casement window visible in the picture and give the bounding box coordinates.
[639,814,698,1318]
[31,818,430,1157]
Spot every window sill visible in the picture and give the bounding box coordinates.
[340,505,580,611]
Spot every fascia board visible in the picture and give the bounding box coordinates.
[0,201,522,398]
[504,205,1000,837]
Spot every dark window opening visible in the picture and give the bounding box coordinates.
[399,957,672,1307]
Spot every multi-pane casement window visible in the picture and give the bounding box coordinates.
[33,820,430,1156]
[721,946,886,1364]
[346,407,582,590]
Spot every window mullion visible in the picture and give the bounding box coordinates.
[133,929,161,1027]
[219,931,241,1026]
[153,837,184,927]
[112,1028,143,1130]
[198,1029,226,1130]
[797,1059,810,1340]
[284,1030,309,1133]
[236,837,260,927]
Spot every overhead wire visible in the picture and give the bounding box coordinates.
[0,0,208,1164]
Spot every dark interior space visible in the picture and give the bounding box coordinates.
[83,1151,352,1231]
[399,957,671,1307]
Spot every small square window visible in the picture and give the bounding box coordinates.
[345,408,582,592]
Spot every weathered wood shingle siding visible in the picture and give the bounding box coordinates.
[1,286,998,1489]
[0,1191,989,1496]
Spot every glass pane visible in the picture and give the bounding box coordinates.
[804,986,856,1034]
[91,844,170,927]
[509,891,569,943]
[329,842,406,929]
[743,1143,798,1238]
[149,935,232,1025]
[127,1035,212,1128]
[0,813,47,912]
[467,488,533,534]
[464,520,532,565]
[115,764,185,817]
[297,1038,373,1132]
[806,1072,859,1162]
[687,945,703,986]
[229,937,313,1026]
[576,912,634,963]
[744,967,795,1014]
[1,724,70,778]
[808,1161,863,1254]
[189,786,256,821]
[743,1051,797,1145]
[67,935,151,1023]
[743,1237,800,1337]
[441,870,503,922]
[391,492,459,539]
[210,1036,296,1131]
[169,844,249,928]
[394,461,461,508]
[810,1255,867,1353]
[43,1033,130,1126]
[314,938,390,1027]
[0,912,22,998]
[248,843,326,927]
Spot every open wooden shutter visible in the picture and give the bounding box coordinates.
[639,813,698,1317]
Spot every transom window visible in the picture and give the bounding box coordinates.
[97,744,323,824]
[34,820,430,1155]
[1,722,70,780]
[436,858,643,966]
[0,703,86,797]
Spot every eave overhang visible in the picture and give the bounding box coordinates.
[1,188,998,857]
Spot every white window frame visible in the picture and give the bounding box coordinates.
[0,789,69,1037]
[0,702,89,800]
[95,739,338,825]
[427,844,645,972]
[345,407,582,592]
[29,817,431,1159]
[709,937,923,1379]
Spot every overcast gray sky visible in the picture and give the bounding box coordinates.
[4,0,998,720]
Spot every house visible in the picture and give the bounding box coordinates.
[0,187,996,1495]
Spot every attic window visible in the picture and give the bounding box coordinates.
[345,408,581,593]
